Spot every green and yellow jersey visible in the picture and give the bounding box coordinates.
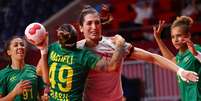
[0,64,44,101]
[48,42,101,101]
[176,44,201,101]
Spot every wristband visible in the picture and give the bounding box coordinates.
[177,68,187,82]
[40,48,48,55]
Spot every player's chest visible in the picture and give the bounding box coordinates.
[94,45,114,60]
[176,55,196,69]
[7,70,37,86]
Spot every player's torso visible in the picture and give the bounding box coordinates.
[176,45,201,74]
[77,37,124,101]
[176,45,201,101]
[48,43,90,101]
[4,65,38,101]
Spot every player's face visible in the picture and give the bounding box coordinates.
[171,27,189,49]
[80,13,102,42]
[7,38,26,60]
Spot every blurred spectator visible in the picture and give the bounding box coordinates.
[181,0,198,19]
[131,1,153,26]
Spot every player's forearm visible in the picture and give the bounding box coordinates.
[132,47,179,72]
[107,47,124,71]
[95,47,124,71]
[152,53,179,72]
[155,37,175,62]
[0,91,17,101]
[40,54,50,85]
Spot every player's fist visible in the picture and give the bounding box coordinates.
[181,38,197,55]
[111,34,125,49]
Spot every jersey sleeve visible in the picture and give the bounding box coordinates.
[37,76,45,91]
[195,44,201,52]
[82,49,101,69]
[194,44,201,62]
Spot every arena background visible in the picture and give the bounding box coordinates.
[0,0,201,101]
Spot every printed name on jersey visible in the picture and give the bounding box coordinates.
[50,51,73,64]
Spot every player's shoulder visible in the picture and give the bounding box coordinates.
[24,64,36,70]
[24,64,35,68]
[49,42,59,48]
[194,44,201,50]
[0,65,11,79]
[0,65,10,73]
[77,39,86,49]
[48,42,60,52]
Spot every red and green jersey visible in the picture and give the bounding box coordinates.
[0,64,44,101]
[48,42,101,101]
[176,44,201,101]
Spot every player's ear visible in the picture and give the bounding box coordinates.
[7,50,11,56]
[79,26,83,33]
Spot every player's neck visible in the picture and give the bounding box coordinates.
[11,60,25,70]
[179,46,188,54]
[85,37,102,48]
[85,39,99,48]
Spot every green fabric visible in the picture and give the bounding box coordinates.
[176,44,201,101]
[0,64,44,101]
[48,42,101,101]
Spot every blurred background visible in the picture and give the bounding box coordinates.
[0,0,201,101]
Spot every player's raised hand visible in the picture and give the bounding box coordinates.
[100,4,113,25]
[177,68,199,83]
[35,32,48,50]
[13,80,32,95]
[153,20,166,39]
[182,38,198,55]
[35,32,48,55]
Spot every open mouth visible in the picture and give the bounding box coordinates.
[16,49,25,55]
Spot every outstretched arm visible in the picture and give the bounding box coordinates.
[36,35,50,85]
[94,35,126,72]
[153,20,176,63]
[128,47,198,82]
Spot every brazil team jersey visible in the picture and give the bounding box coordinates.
[48,42,101,101]
[176,44,201,101]
[0,64,44,101]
